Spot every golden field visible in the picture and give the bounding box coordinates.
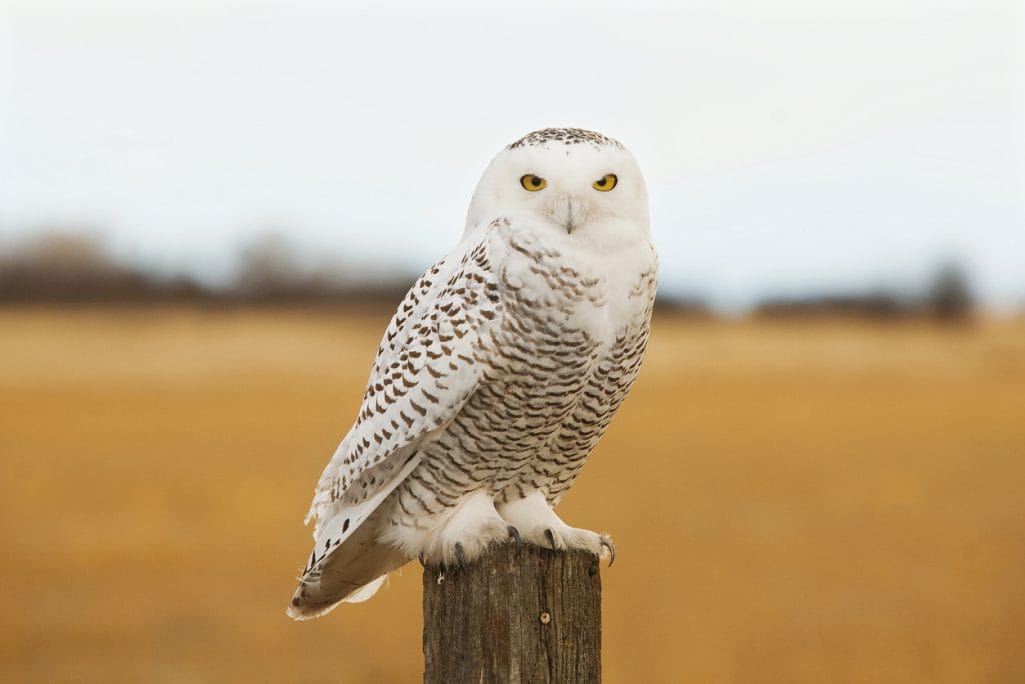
[1,307,1024,683]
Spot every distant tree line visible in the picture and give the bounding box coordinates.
[0,231,981,321]
[0,232,413,307]
[753,263,975,323]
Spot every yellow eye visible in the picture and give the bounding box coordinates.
[520,174,547,191]
[593,173,618,192]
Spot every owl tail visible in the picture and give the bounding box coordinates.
[287,508,408,620]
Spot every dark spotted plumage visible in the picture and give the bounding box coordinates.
[390,224,654,530]
[507,127,624,151]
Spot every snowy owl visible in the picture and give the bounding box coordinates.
[288,127,657,619]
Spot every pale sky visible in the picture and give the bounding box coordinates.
[1,0,1023,310]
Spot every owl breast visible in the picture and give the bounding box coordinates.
[387,220,657,524]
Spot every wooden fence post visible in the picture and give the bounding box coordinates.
[423,544,602,683]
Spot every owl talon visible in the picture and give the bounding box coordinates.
[418,552,426,568]
[508,525,522,545]
[543,528,557,550]
[599,535,616,566]
[454,542,466,568]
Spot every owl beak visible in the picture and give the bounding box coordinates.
[553,194,587,233]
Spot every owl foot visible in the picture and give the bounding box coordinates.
[601,536,615,565]
[538,524,615,564]
[399,491,512,569]
[549,532,616,565]
[496,490,615,564]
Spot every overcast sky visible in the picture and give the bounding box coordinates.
[1,0,1023,310]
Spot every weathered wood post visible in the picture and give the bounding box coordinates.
[423,544,601,683]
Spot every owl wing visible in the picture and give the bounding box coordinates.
[300,238,501,576]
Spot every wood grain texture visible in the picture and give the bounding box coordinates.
[423,544,601,683]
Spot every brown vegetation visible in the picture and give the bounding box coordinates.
[1,309,1023,682]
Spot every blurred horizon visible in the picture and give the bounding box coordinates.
[2,1,1024,312]
[0,228,995,323]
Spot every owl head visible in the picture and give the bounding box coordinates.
[465,128,651,248]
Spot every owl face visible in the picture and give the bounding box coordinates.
[465,129,650,248]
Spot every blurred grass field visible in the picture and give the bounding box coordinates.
[1,307,1024,683]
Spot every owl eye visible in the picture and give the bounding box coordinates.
[593,174,618,192]
[520,174,547,191]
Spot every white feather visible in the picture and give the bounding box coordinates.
[341,575,386,604]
